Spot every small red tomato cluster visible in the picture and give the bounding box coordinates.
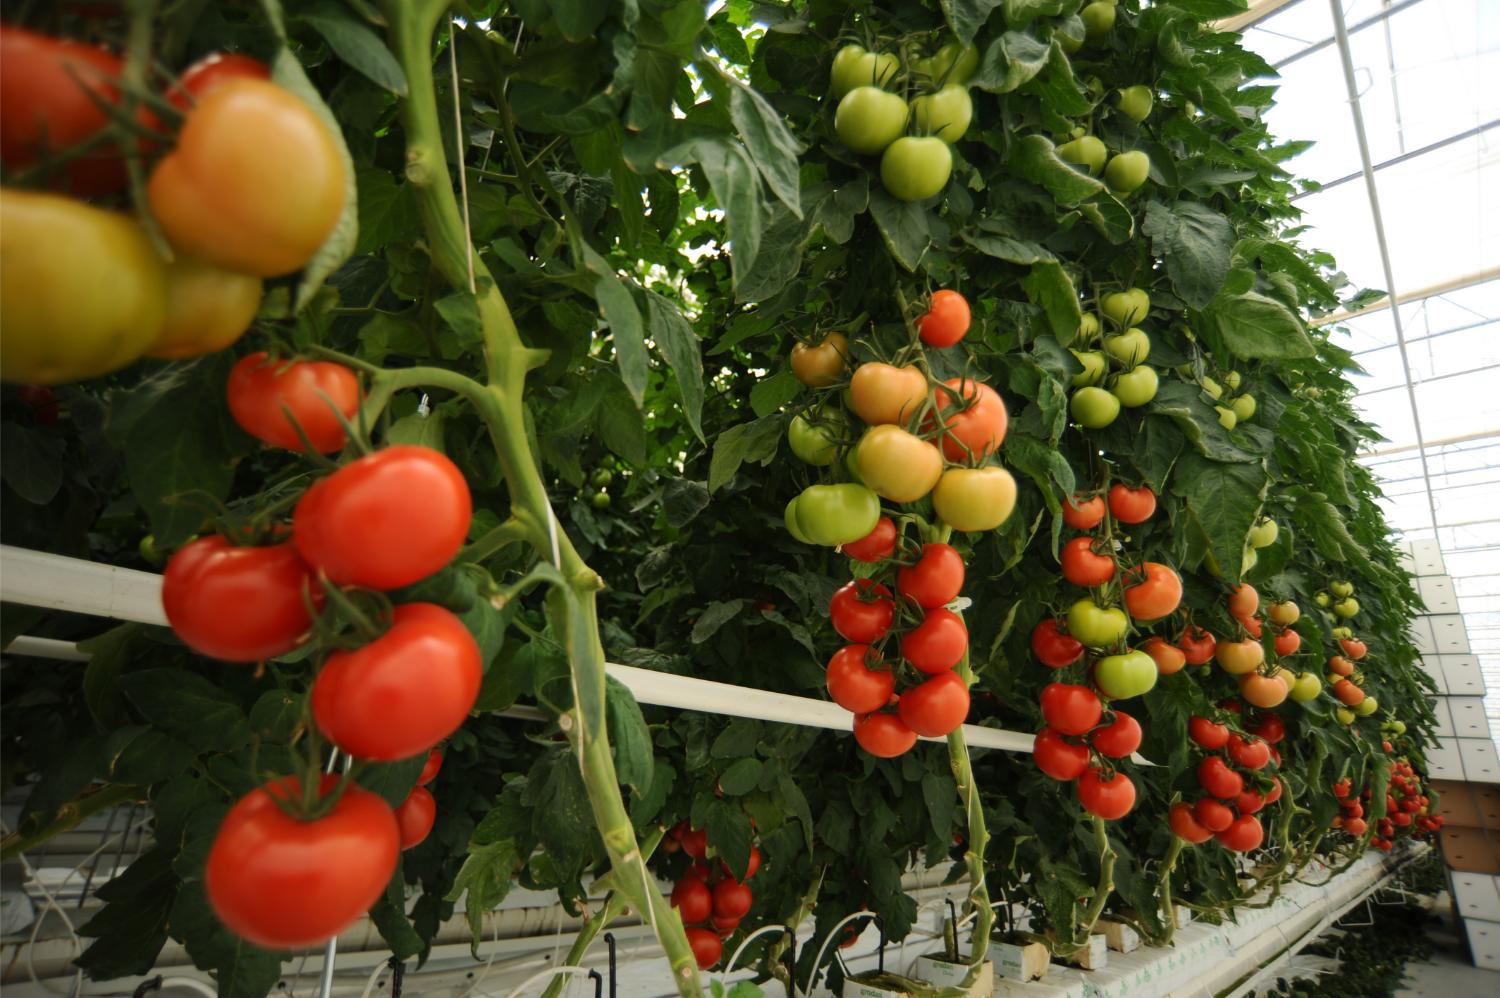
[1340,754,1443,851]
[665,823,763,969]
[825,538,973,758]
[164,442,477,951]
[1171,708,1283,852]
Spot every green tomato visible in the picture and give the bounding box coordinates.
[788,413,839,465]
[1070,349,1107,387]
[1216,405,1237,429]
[1224,371,1242,391]
[1111,364,1158,407]
[1248,517,1279,549]
[1057,135,1107,176]
[1333,597,1360,619]
[1242,545,1258,572]
[590,491,611,509]
[830,45,899,99]
[1100,289,1149,326]
[785,497,813,544]
[1332,626,1353,639]
[927,41,980,85]
[1117,85,1153,122]
[139,534,165,565]
[1315,591,1331,608]
[1095,650,1158,699]
[1104,150,1150,193]
[591,468,614,488]
[845,446,866,485]
[1231,394,1257,422]
[1081,1,1117,38]
[793,483,881,546]
[1202,376,1224,400]
[1336,706,1356,725]
[1057,25,1084,55]
[1078,312,1101,342]
[879,136,952,202]
[1104,328,1150,366]
[1289,672,1322,702]
[835,86,908,154]
[1356,696,1379,717]
[1331,581,1354,597]
[1070,386,1120,429]
[1067,599,1129,648]
[911,84,972,143]
[1389,719,1407,735]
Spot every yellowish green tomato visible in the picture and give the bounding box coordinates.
[1202,376,1224,400]
[1067,598,1129,648]
[1248,517,1279,548]
[879,136,952,201]
[927,41,980,85]
[1111,364,1158,407]
[1332,626,1353,639]
[1331,580,1354,597]
[1333,597,1360,619]
[1336,707,1356,725]
[1224,371,1242,391]
[1078,312,1101,342]
[1315,591,1332,608]
[788,413,839,466]
[830,45,899,99]
[911,84,972,143]
[1104,150,1150,193]
[1071,386,1121,429]
[1081,1,1117,38]
[792,483,881,546]
[1231,394,1257,422]
[835,87,908,154]
[1216,405,1237,430]
[1057,135,1107,175]
[1356,696,1379,717]
[1095,650,1158,699]
[1100,288,1149,326]
[1117,85,1153,122]
[1071,350,1107,387]
[1289,672,1322,702]
[1104,328,1150,366]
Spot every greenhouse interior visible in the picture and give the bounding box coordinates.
[1,0,1498,996]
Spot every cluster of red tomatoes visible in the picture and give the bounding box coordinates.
[160,438,478,950]
[1031,679,1141,820]
[1,26,344,385]
[1335,756,1443,851]
[825,540,973,758]
[665,824,763,969]
[1169,708,1283,852]
[784,290,1018,546]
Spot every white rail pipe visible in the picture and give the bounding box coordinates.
[0,547,1037,754]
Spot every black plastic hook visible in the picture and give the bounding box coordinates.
[944,898,960,959]
[603,931,618,998]
[388,955,405,998]
[589,968,603,998]
[131,976,163,998]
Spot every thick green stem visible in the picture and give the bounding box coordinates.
[1052,817,1115,958]
[380,5,702,992]
[947,658,992,979]
[1152,835,1185,946]
[1,784,144,861]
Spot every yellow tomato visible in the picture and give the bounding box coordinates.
[932,466,1017,532]
[854,425,942,502]
[148,255,264,359]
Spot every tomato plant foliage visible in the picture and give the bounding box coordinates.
[0,0,1439,992]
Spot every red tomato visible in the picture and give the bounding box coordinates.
[853,712,917,758]
[1193,798,1234,833]
[1077,768,1136,820]
[1032,619,1084,668]
[162,535,320,662]
[1328,655,1354,677]
[1033,728,1089,781]
[1198,757,1243,799]
[227,352,361,453]
[830,579,896,643]
[719,845,762,881]
[1250,715,1285,744]
[294,446,472,590]
[395,785,436,849]
[712,878,753,919]
[1340,637,1367,661]
[1123,563,1182,621]
[1041,683,1102,736]
[680,829,708,860]
[1140,636,1186,675]
[1216,814,1264,852]
[1062,494,1105,530]
[168,52,270,109]
[1274,629,1301,656]
[1333,778,1351,799]
[1170,802,1213,844]
[934,378,1007,461]
[1188,716,1229,750]
[672,878,712,924]
[1177,627,1217,665]
[826,645,895,714]
[1227,583,1258,617]
[1091,711,1141,758]
[1061,536,1116,587]
[687,926,723,968]
[897,543,964,608]
[918,289,970,347]
[898,670,970,737]
[418,748,443,785]
[205,775,399,949]
[843,517,897,563]
[312,603,482,760]
[713,915,742,936]
[1264,778,1284,804]
[901,607,968,674]
[1333,679,1365,706]
[0,26,129,196]
[1236,613,1264,639]
[1107,484,1155,523]
[1235,788,1265,815]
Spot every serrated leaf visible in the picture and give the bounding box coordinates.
[1174,454,1268,582]
[1022,262,1082,345]
[117,669,250,753]
[726,76,802,216]
[692,599,747,643]
[750,370,802,417]
[961,230,1054,264]
[298,2,408,95]
[972,31,1051,93]
[645,291,705,441]
[708,415,784,492]
[583,246,649,405]
[1010,135,1107,206]
[718,757,763,795]
[1142,201,1235,308]
[868,188,932,271]
[1205,291,1317,360]
[941,0,1005,42]
[606,676,655,795]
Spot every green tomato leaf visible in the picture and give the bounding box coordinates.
[298,2,408,95]
[1142,201,1236,308]
[1203,291,1318,359]
[645,291,706,441]
[1173,453,1268,581]
[1022,262,1083,345]
[868,187,933,271]
[941,0,1005,42]
[972,31,1051,94]
[726,75,803,217]
[606,675,655,795]
[1009,135,1108,207]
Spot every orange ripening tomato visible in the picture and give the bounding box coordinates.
[148,79,346,276]
[848,362,927,425]
[1140,636,1186,675]
[790,332,849,387]
[148,256,264,359]
[934,378,1007,461]
[1123,562,1182,621]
